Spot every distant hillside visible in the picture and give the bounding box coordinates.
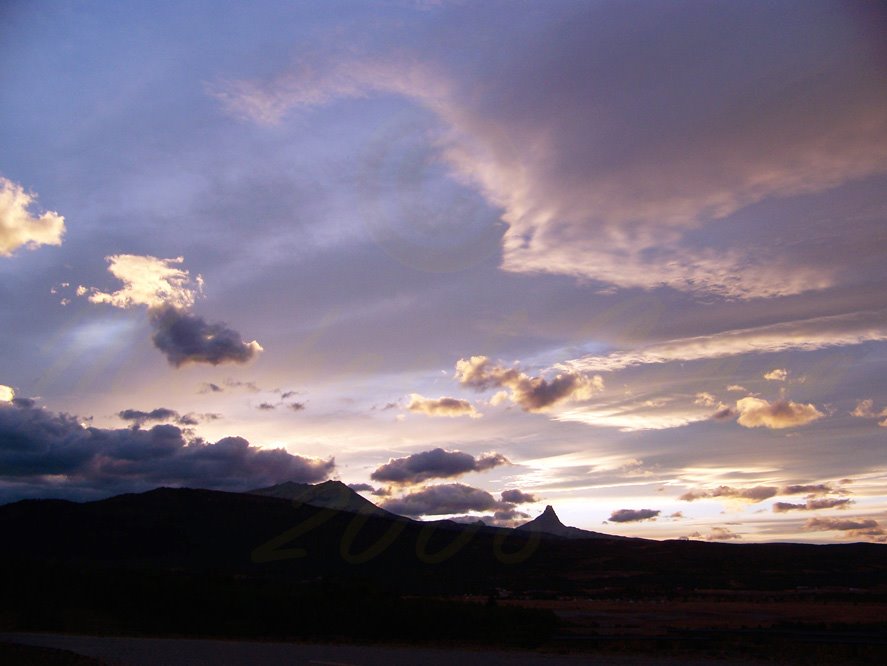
[248,479,394,517]
[516,505,625,539]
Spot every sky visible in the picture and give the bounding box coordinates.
[1,0,886,544]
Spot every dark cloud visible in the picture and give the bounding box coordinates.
[198,382,224,394]
[773,498,853,513]
[257,402,276,411]
[117,408,216,427]
[679,485,778,502]
[118,407,180,425]
[608,508,660,523]
[149,305,263,368]
[804,517,886,543]
[280,390,298,399]
[781,483,842,497]
[455,356,602,412]
[12,397,36,409]
[0,400,333,503]
[492,507,529,523]
[370,448,509,485]
[500,489,538,504]
[381,483,504,517]
[348,483,375,492]
[288,402,306,412]
[225,379,260,392]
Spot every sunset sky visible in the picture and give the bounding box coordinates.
[2,0,886,543]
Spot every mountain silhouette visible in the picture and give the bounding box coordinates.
[248,479,393,517]
[516,505,624,539]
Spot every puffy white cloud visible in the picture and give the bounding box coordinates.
[694,392,717,407]
[851,399,887,426]
[0,385,13,403]
[455,355,602,412]
[763,368,788,381]
[0,177,65,256]
[84,254,202,310]
[406,394,480,418]
[735,396,823,429]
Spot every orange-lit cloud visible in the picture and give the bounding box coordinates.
[455,355,602,412]
[735,396,823,429]
[406,394,480,418]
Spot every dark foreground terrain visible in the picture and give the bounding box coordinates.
[1,487,885,663]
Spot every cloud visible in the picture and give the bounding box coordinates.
[257,403,276,411]
[84,254,202,310]
[735,396,823,429]
[680,485,779,502]
[500,489,537,504]
[149,305,263,367]
[289,402,306,412]
[370,447,509,485]
[851,399,876,418]
[683,482,848,505]
[851,399,887,426]
[726,385,747,393]
[804,517,886,542]
[348,483,375,492]
[764,368,788,381]
[117,407,208,427]
[694,392,717,407]
[705,527,742,541]
[564,311,887,373]
[0,385,14,403]
[455,355,602,412]
[380,482,504,517]
[608,508,660,523]
[406,393,480,418]
[213,4,887,298]
[0,177,65,256]
[199,383,224,394]
[773,498,853,512]
[781,483,843,497]
[0,400,334,502]
[80,255,261,367]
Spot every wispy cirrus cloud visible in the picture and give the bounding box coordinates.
[563,311,887,373]
[208,4,887,298]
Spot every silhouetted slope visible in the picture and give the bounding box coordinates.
[248,479,392,517]
[516,505,623,539]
